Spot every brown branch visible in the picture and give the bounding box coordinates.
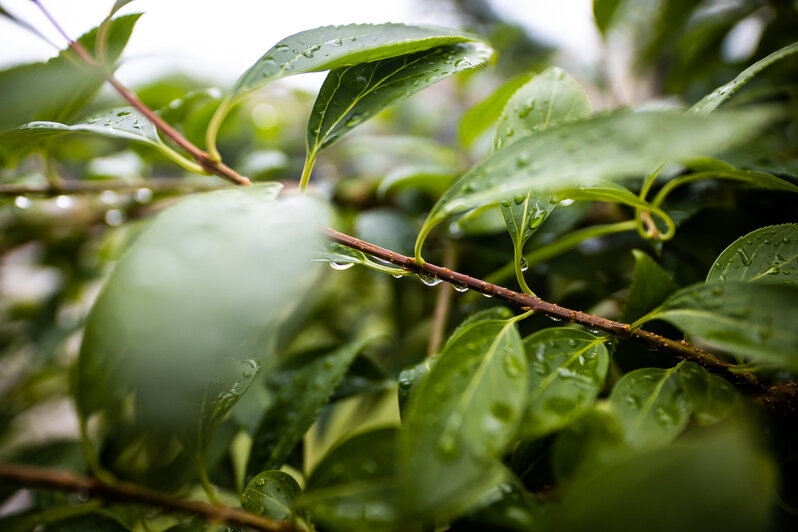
[0,178,228,196]
[322,226,769,397]
[0,463,292,532]
[31,0,251,187]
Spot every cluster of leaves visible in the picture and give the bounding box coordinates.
[1,1,798,531]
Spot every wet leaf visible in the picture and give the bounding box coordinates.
[609,366,691,450]
[317,242,410,277]
[306,42,491,157]
[0,14,140,132]
[400,318,526,517]
[622,250,679,323]
[241,470,302,522]
[415,107,776,259]
[677,362,738,425]
[247,339,370,478]
[637,282,798,370]
[302,428,399,531]
[76,185,328,473]
[398,355,439,418]
[523,328,609,438]
[691,41,798,115]
[459,71,534,146]
[706,224,798,285]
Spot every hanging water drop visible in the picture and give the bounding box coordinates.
[500,199,511,208]
[14,196,31,209]
[330,261,354,270]
[519,257,529,272]
[736,248,752,266]
[513,194,525,205]
[453,284,468,293]
[418,274,442,287]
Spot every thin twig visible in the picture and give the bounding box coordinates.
[30,0,251,187]
[322,226,769,397]
[0,463,292,531]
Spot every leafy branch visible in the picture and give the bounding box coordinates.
[0,463,293,532]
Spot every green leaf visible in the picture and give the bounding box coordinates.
[241,470,303,522]
[303,428,399,532]
[677,362,738,425]
[376,164,459,198]
[0,14,140,132]
[492,66,592,152]
[555,423,776,532]
[524,328,609,438]
[415,107,776,260]
[318,242,411,277]
[453,479,548,531]
[707,224,798,284]
[0,108,163,167]
[247,339,370,478]
[76,185,328,474]
[398,355,439,418]
[691,41,798,115]
[609,366,691,450]
[306,42,491,157]
[400,318,527,517]
[622,250,679,322]
[637,282,798,370]
[459,72,533,147]
[593,0,623,36]
[208,23,488,155]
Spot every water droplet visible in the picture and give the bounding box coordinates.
[503,356,522,378]
[567,338,578,347]
[100,189,118,204]
[361,459,378,474]
[736,248,752,266]
[516,153,531,167]
[242,371,252,378]
[14,196,31,209]
[275,43,289,50]
[513,194,525,205]
[418,274,442,287]
[655,406,674,426]
[491,402,514,422]
[332,38,343,46]
[302,44,321,58]
[559,198,575,206]
[453,284,468,293]
[519,257,529,272]
[436,433,458,460]
[482,292,493,298]
[712,286,723,296]
[626,395,641,408]
[116,110,131,117]
[399,378,412,389]
[55,195,73,209]
[330,261,354,270]
[254,478,266,487]
[134,187,153,203]
[500,199,511,208]
[783,237,791,244]
[392,274,404,279]
[504,127,514,137]
[105,209,125,226]
[454,58,471,68]
[345,115,362,127]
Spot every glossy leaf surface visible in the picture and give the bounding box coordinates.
[76,185,328,466]
[415,108,775,259]
[622,250,679,322]
[523,328,609,438]
[241,470,302,522]
[459,71,533,146]
[247,339,370,478]
[677,362,737,425]
[400,318,526,516]
[707,224,798,284]
[609,366,691,450]
[318,242,411,276]
[307,42,491,156]
[638,282,798,370]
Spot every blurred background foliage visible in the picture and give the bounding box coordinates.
[1,0,797,530]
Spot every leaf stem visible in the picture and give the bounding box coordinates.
[513,242,535,296]
[298,152,316,192]
[0,463,292,532]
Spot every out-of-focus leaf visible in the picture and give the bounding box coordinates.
[0,108,166,167]
[415,108,776,260]
[377,164,459,199]
[707,224,798,284]
[400,318,526,517]
[306,43,492,157]
[677,362,738,425]
[398,355,439,418]
[459,71,533,146]
[609,366,691,450]
[622,250,679,323]
[303,428,399,532]
[592,0,623,36]
[241,470,303,523]
[247,339,370,478]
[691,41,798,115]
[76,185,328,477]
[451,480,549,532]
[523,328,609,438]
[0,14,140,132]
[637,282,798,370]
[555,424,776,532]
[493,66,591,151]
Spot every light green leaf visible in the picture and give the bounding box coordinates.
[707,224,798,284]
[400,318,526,517]
[305,42,491,159]
[0,14,140,132]
[303,428,399,532]
[415,107,776,260]
[609,366,691,450]
[76,185,328,471]
[493,66,592,152]
[241,470,303,522]
[622,250,679,323]
[524,328,609,438]
[317,242,411,277]
[677,362,738,425]
[459,71,533,147]
[398,355,439,418]
[637,282,798,369]
[691,41,798,115]
[208,23,487,155]
[247,339,370,478]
